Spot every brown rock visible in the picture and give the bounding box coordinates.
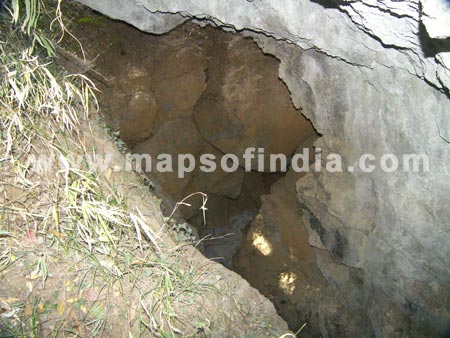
[120,90,158,146]
[194,35,316,172]
[132,118,204,199]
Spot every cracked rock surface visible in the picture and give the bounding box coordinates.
[76,0,450,337]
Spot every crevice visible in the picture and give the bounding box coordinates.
[62,2,450,337]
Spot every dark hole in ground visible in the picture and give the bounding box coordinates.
[62,5,324,334]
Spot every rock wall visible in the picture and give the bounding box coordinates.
[76,0,450,337]
[68,17,315,270]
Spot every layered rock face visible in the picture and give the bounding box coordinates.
[77,0,450,337]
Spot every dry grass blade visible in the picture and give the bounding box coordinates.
[165,192,208,226]
[131,208,162,252]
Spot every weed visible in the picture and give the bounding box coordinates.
[0,1,215,337]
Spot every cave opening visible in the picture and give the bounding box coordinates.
[65,6,323,333]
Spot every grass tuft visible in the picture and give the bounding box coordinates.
[0,1,215,337]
